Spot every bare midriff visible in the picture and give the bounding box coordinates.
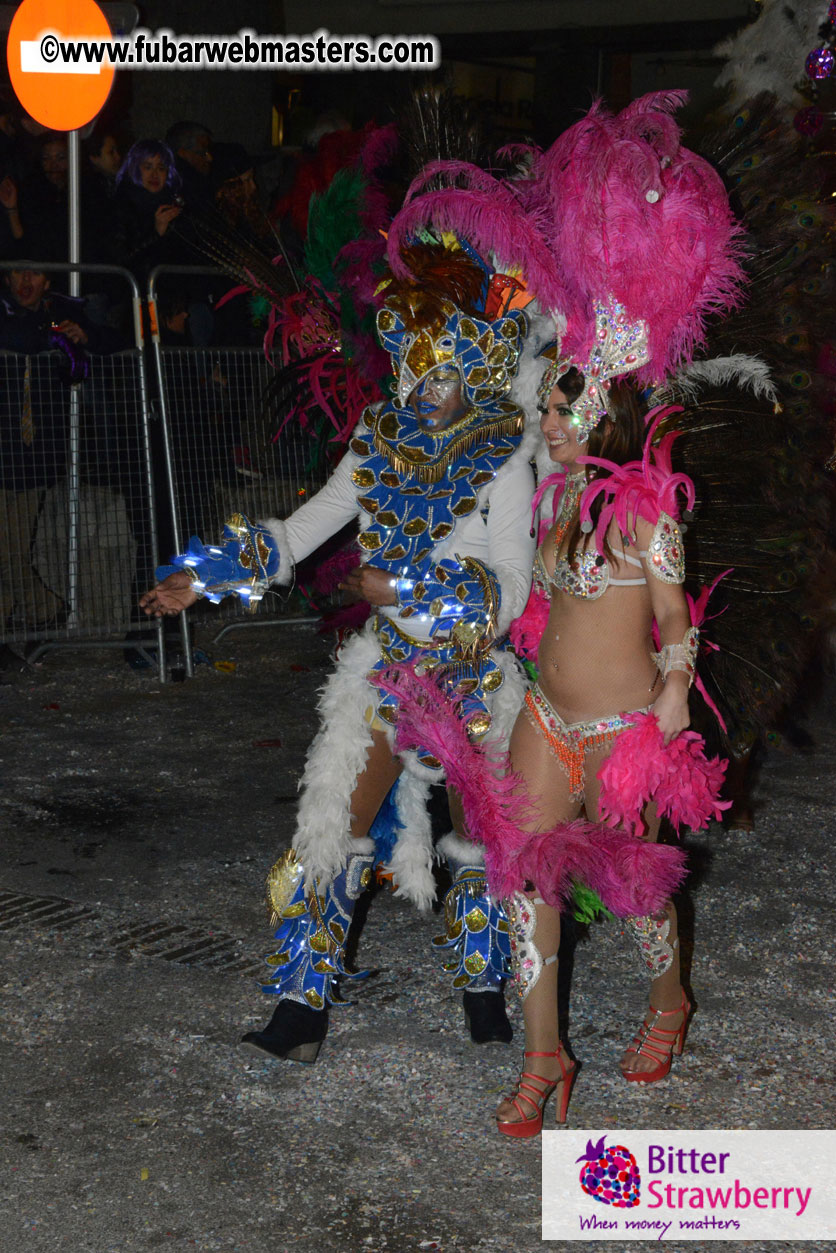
[536,520,659,721]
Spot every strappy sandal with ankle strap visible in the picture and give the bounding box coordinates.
[496,1048,577,1138]
[621,990,692,1084]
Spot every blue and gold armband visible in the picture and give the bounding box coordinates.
[156,513,280,607]
[394,554,501,651]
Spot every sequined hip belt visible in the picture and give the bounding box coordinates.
[524,683,651,801]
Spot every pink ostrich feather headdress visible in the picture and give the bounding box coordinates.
[529,90,747,382]
[385,159,568,316]
[383,91,745,440]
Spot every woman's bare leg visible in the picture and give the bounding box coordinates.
[496,715,580,1122]
[584,753,685,1076]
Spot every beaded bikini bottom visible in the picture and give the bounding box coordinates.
[523,683,652,801]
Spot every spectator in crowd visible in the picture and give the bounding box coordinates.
[209,143,276,348]
[0,89,30,188]
[19,132,68,255]
[165,121,213,208]
[114,139,184,285]
[0,168,24,252]
[0,247,120,631]
[85,130,121,184]
[81,128,127,329]
[115,138,214,344]
[211,143,272,244]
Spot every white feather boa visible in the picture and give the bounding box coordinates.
[291,621,528,911]
[292,626,378,889]
[384,768,436,911]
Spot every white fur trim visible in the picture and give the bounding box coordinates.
[292,626,378,887]
[509,306,563,430]
[259,517,295,587]
[385,771,436,912]
[437,831,485,869]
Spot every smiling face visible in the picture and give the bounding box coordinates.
[139,154,169,194]
[539,385,586,472]
[408,364,468,434]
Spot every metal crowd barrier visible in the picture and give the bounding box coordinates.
[147,266,330,673]
[0,261,165,673]
[0,261,333,681]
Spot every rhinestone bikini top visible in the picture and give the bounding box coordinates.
[534,512,685,602]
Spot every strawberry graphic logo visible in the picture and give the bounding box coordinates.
[577,1136,641,1208]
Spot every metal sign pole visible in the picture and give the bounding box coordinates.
[66,130,82,627]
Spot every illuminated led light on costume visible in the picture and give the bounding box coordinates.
[156,515,281,603]
[805,47,835,79]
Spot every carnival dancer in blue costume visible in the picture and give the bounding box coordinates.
[141,241,538,1061]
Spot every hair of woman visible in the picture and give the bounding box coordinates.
[116,139,182,192]
[564,374,648,562]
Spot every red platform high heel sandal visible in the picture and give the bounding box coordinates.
[621,990,692,1084]
[496,1048,577,1138]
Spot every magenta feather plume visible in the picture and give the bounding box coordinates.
[530,469,567,533]
[316,601,371,637]
[381,92,743,388]
[685,571,733,732]
[310,544,361,596]
[386,159,567,312]
[526,91,746,378]
[357,121,399,180]
[578,407,696,552]
[507,587,550,662]
[375,663,687,914]
[597,712,730,838]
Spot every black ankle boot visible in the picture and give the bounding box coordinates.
[241,1000,328,1063]
[462,989,513,1045]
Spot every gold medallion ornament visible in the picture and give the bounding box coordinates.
[266,848,306,927]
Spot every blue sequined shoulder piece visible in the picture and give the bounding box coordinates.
[348,401,524,571]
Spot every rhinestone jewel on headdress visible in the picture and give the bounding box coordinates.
[539,298,650,442]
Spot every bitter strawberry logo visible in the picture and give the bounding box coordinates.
[577,1136,641,1208]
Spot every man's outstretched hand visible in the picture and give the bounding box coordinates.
[140,570,200,617]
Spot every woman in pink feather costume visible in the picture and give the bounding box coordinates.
[495,366,716,1137]
[381,90,740,1132]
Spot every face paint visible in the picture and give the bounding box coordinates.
[409,366,467,433]
[413,369,460,415]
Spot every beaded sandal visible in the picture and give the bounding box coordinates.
[621,990,691,1084]
[496,1048,577,1137]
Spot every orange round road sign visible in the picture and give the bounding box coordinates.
[7,0,115,131]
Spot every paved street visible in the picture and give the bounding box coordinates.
[1,622,833,1253]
